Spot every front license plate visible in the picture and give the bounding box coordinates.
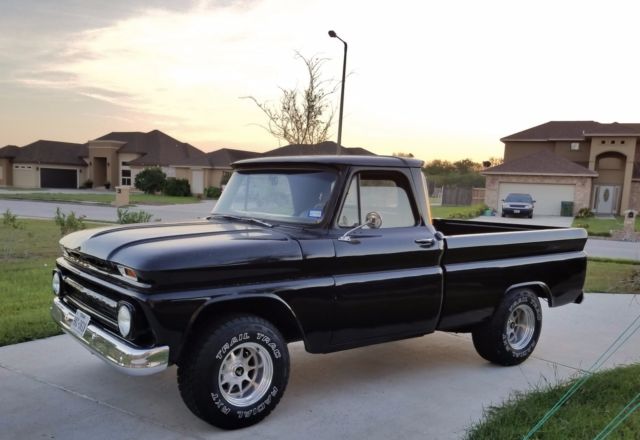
[513,210,520,214]
[70,309,91,338]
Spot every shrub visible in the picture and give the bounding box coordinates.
[575,207,595,218]
[117,208,153,224]
[54,207,86,236]
[163,178,191,196]
[104,181,111,190]
[81,179,93,189]
[204,186,222,199]
[2,209,23,229]
[134,167,166,194]
[446,204,488,219]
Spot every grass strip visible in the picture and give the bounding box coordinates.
[593,392,640,439]
[466,363,640,439]
[521,312,640,439]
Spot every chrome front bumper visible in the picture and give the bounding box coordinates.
[51,297,170,376]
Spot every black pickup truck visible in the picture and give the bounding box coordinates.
[50,155,587,429]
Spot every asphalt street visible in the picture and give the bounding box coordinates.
[0,198,214,223]
[2,199,635,260]
[1,294,639,439]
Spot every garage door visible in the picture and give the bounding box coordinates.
[41,168,77,188]
[498,183,575,216]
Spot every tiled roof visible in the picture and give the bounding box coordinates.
[262,141,375,157]
[205,148,261,168]
[0,145,20,158]
[482,151,598,176]
[12,140,88,166]
[95,130,206,167]
[502,121,640,142]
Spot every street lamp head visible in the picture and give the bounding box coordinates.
[328,30,337,38]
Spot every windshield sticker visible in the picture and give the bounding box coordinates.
[308,209,322,218]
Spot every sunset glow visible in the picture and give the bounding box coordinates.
[3,0,640,161]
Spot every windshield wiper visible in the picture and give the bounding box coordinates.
[208,214,274,228]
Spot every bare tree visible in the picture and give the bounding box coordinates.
[243,53,335,145]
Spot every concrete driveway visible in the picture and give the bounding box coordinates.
[471,214,574,228]
[1,294,638,440]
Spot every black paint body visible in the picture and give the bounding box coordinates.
[55,156,587,363]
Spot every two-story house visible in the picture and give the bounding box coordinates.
[483,121,640,216]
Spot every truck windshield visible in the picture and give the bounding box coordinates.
[212,169,338,225]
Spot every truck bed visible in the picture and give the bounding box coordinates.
[432,218,588,332]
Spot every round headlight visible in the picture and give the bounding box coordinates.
[52,272,61,295]
[117,304,133,337]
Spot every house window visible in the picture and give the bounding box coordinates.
[121,161,130,166]
[610,140,615,144]
[121,169,131,186]
[621,140,625,144]
[601,140,606,144]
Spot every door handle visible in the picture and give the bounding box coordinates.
[415,238,435,247]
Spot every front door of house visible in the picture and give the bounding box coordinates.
[595,185,617,214]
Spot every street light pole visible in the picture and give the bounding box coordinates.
[328,30,347,155]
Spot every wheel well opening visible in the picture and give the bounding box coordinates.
[511,284,552,306]
[180,298,304,361]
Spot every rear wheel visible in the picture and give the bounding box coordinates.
[178,315,289,429]
[472,289,542,366]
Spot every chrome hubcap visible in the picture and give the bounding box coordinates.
[506,305,536,350]
[218,342,273,407]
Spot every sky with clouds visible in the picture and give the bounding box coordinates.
[2,0,640,161]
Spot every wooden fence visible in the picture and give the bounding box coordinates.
[440,186,485,206]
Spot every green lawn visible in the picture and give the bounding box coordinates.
[0,192,202,205]
[585,259,640,293]
[431,204,487,219]
[0,218,108,346]
[466,363,640,439]
[573,215,640,236]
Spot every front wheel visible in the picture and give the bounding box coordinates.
[472,289,542,366]
[178,315,290,429]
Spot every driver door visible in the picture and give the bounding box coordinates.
[329,169,444,349]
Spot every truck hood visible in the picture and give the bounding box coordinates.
[59,220,303,273]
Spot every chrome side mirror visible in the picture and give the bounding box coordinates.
[338,212,382,242]
[365,211,382,229]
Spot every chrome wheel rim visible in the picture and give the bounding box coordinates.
[218,342,273,407]
[506,305,536,350]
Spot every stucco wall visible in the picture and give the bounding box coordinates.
[0,158,12,186]
[88,144,120,187]
[630,181,640,211]
[504,142,554,161]
[484,175,592,215]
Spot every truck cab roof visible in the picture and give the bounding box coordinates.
[233,155,425,169]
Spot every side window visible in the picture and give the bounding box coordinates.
[338,171,417,228]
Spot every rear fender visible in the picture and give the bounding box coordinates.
[506,282,553,307]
